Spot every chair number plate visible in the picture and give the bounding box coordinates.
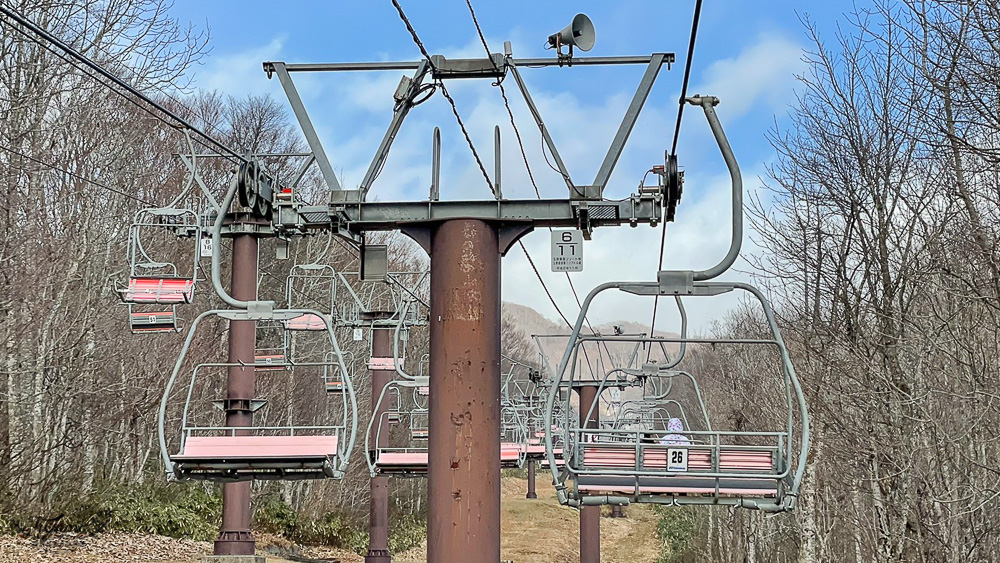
[667,448,688,472]
[200,238,213,257]
[353,328,364,341]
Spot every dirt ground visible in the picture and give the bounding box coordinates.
[0,476,661,563]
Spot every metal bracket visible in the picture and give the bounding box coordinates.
[657,270,695,295]
[330,190,363,203]
[268,61,343,192]
[430,54,506,79]
[570,185,603,200]
[212,399,267,412]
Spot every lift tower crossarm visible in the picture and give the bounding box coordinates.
[274,193,664,242]
[264,52,674,204]
[262,55,673,74]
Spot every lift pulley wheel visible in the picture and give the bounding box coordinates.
[664,153,683,222]
[237,160,274,220]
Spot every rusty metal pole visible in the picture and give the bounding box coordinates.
[215,230,258,556]
[427,219,501,563]
[366,322,394,563]
[526,459,537,499]
[579,384,601,563]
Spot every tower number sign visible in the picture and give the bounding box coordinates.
[551,229,583,272]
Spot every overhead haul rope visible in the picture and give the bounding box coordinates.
[648,0,702,361]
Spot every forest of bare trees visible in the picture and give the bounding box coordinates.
[679,3,1000,562]
[3,0,1000,561]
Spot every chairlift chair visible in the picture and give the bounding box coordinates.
[543,285,809,512]
[322,350,353,394]
[366,378,431,477]
[283,264,337,332]
[330,268,430,329]
[118,207,201,333]
[158,309,357,481]
[118,208,199,302]
[500,405,528,468]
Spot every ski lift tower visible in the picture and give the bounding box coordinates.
[258,15,679,562]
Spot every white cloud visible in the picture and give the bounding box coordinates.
[196,38,287,97]
[692,33,806,119]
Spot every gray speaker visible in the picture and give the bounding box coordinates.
[548,13,595,53]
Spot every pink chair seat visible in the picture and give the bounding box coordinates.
[284,313,329,331]
[579,483,778,496]
[582,446,637,468]
[174,435,338,460]
[500,443,523,462]
[121,277,194,304]
[376,452,429,465]
[254,355,287,371]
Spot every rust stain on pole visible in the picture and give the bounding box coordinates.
[366,322,394,563]
[579,384,601,563]
[427,219,501,563]
[215,232,258,556]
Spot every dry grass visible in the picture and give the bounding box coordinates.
[0,476,661,562]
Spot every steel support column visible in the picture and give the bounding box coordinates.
[366,322,394,563]
[579,384,600,563]
[526,459,537,499]
[427,219,501,563]
[215,232,258,556]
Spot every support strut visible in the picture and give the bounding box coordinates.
[579,384,601,563]
[526,459,538,499]
[426,219,502,563]
[215,232,258,556]
[366,321,394,563]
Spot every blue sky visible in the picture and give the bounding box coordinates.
[168,0,859,332]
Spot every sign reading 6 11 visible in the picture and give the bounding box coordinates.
[551,230,583,272]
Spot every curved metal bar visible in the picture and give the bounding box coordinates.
[732,282,809,510]
[159,309,214,480]
[209,180,274,309]
[663,295,687,368]
[687,96,743,282]
[393,299,419,380]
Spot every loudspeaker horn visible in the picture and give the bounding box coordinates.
[547,13,595,53]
